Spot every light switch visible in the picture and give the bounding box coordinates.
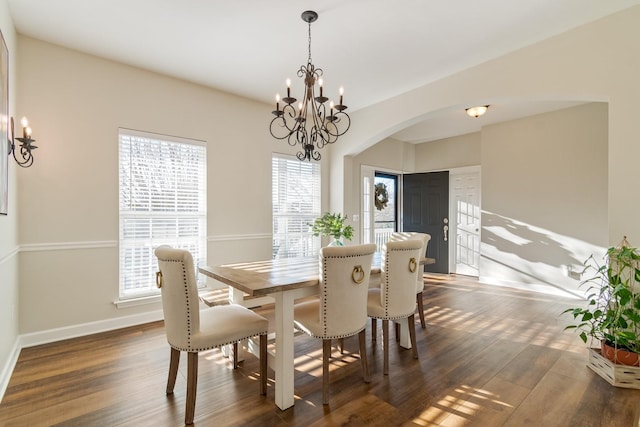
[352,214,359,222]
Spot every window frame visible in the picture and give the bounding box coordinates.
[271,153,321,259]
[118,128,207,300]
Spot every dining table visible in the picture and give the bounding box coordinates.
[198,254,434,410]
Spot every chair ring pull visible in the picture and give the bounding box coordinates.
[156,271,163,288]
[352,265,365,284]
[409,257,417,273]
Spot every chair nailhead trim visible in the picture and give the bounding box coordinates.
[320,253,371,338]
[169,331,268,353]
[383,248,417,318]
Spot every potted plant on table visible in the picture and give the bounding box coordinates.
[310,212,354,246]
[563,237,640,367]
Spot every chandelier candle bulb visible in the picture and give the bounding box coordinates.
[286,79,291,97]
[26,127,32,138]
[276,93,280,111]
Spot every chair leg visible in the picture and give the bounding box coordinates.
[322,339,331,405]
[382,319,389,375]
[371,318,377,342]
[260,334,267,396]
[417,291,426,328]
[233,342,239,369]
[338,338,345,354]
[408,314,418,359]
[185,352,198,425]
[395,322,400,342]
[358,329,370,383]
[166,347,180,394]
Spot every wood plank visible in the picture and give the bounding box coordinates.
[2,275,640,426]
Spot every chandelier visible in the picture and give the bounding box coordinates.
[269,10,350,161]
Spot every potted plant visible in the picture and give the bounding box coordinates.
[310,212,354,246]
[563,237,640,366]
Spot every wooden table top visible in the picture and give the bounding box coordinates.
[198,255,435,297]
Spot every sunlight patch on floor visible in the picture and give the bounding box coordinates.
[411,384,513,426]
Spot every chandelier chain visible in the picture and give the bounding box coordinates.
[307,20,312,65]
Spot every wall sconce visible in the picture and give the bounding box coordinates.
[465,105,489,118]
[8,116,37,168]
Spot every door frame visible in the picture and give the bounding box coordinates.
[360,164,482,274]
[360,165,405,246]
[449,165,481,275]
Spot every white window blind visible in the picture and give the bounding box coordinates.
[272,154,321,259]
[119,129,207,299]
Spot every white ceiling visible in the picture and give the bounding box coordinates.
[7,0,639,143]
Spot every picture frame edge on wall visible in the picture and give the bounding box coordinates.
[0,27,9,216]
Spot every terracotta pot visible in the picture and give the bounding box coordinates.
[601,340,640,366]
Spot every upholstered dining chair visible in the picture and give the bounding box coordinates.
[389,232,431,328]
[293,243,377,405]
[154,246,269,425]
[367,239,423,375]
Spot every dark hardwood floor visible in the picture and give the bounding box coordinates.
[2,274,640,426]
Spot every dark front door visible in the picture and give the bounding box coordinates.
[403,171,449,273]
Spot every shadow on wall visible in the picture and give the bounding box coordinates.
[479,210,605,299]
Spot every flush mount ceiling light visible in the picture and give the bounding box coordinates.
[465,105,489,118]
[269,10,350,162]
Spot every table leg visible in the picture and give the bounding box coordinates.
[229,286,245,361]
[398,317,412,350]
[274,291,296,410]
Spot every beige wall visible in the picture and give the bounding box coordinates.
[480,103,607,293]
[15,36,329,335]
[414,132,480,172]
[330,6,640,252]
[0,0,19,393]
[351,102,607,295]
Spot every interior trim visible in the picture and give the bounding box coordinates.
[0,337,20,404]
[208,233,271,242]
[0,247,19,265]
[14,234,272,253]
[20,240,118,252]
[19,309,164,349]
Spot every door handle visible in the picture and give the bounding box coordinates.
[443,217,449,242]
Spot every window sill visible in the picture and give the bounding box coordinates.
[113,294,162,309]
[114,287,210,309]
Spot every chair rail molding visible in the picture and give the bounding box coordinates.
[0,246,19,265]
[208,233,271,242]
[20,240,118,252]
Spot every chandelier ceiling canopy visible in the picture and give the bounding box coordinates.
[269,10,350,162]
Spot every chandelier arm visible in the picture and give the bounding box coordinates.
[323,112,351,138]
[269,103,304,140]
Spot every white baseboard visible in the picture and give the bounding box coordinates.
[0,337,21,404]
[19,310,164,349]
[478,275,583,299]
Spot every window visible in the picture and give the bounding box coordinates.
[119,129,207,299]
[272,154,321,259]
[373,172,398,250]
